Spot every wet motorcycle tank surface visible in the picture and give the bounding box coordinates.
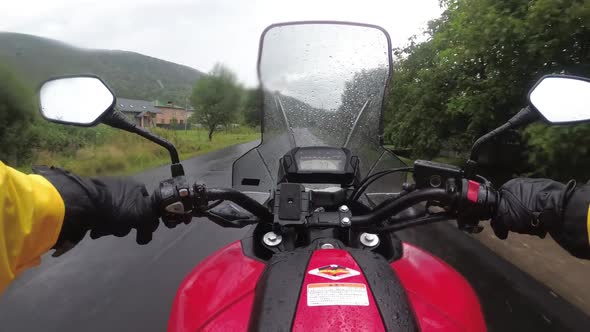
[168,240,485,331]
[167,241,265,332]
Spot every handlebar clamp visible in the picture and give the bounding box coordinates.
[193,183,209,213]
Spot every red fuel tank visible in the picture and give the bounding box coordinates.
[167,241,265,331]
[392,243,487,332]
[292,248,386,332]
[168,241,486,331]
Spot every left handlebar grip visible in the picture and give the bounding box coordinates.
[153,177,193,227]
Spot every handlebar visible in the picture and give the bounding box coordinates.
[352,179,497,228]
[350,188,453,225]
[154,176,498,230]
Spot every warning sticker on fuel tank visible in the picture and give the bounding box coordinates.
[308,265,361,280]
[307,283,369,306]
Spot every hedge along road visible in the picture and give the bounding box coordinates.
[0,141,588,331]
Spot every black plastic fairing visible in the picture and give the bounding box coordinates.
[248,246,313,332]
[349,248,419,331]
[246,240,417,332]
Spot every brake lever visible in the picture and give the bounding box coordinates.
[203,202,259,228]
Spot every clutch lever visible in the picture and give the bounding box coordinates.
[201,201,259,228]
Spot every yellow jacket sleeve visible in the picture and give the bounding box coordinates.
[0,161,65,294]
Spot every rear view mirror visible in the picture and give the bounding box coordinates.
[39,75,115,126]
[529,75,590,124]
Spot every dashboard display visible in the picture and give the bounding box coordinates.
[298,159,343,171]
[280,147,358,184]
[295,148,346,172]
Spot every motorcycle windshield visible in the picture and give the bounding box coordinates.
[233,22,406,204]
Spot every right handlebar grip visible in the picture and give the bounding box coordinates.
[460,179,498,220]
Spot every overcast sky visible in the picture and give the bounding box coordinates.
[0,0,443,86]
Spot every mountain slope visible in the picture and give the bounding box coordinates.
[0,32,204,102]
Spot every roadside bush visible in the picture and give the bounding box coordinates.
[0,64,35,165]
[525,123,590,181]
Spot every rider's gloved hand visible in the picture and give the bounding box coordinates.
[33,166,159,256]
[491,178,576,239]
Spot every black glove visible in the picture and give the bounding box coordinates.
[34,166,159,255]
[492,178,576,239]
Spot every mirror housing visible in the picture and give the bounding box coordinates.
[37,74,185,177]
[528,75,590,124]
[39,75,115,127]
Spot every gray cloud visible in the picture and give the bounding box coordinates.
[0,0,442,86]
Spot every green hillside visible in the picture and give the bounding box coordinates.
[0,32,203,102]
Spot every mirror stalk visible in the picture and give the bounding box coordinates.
[103,111,185,177]
[465,106,537,178]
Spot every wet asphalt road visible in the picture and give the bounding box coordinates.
[1,141,589,331]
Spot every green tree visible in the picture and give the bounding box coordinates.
[525,123,590,181]
[190,64,241,140]
[0,64,36,165]
[385,0,590,179]
[242,88,262,127]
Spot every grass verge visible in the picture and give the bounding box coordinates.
[23,127,260,176]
